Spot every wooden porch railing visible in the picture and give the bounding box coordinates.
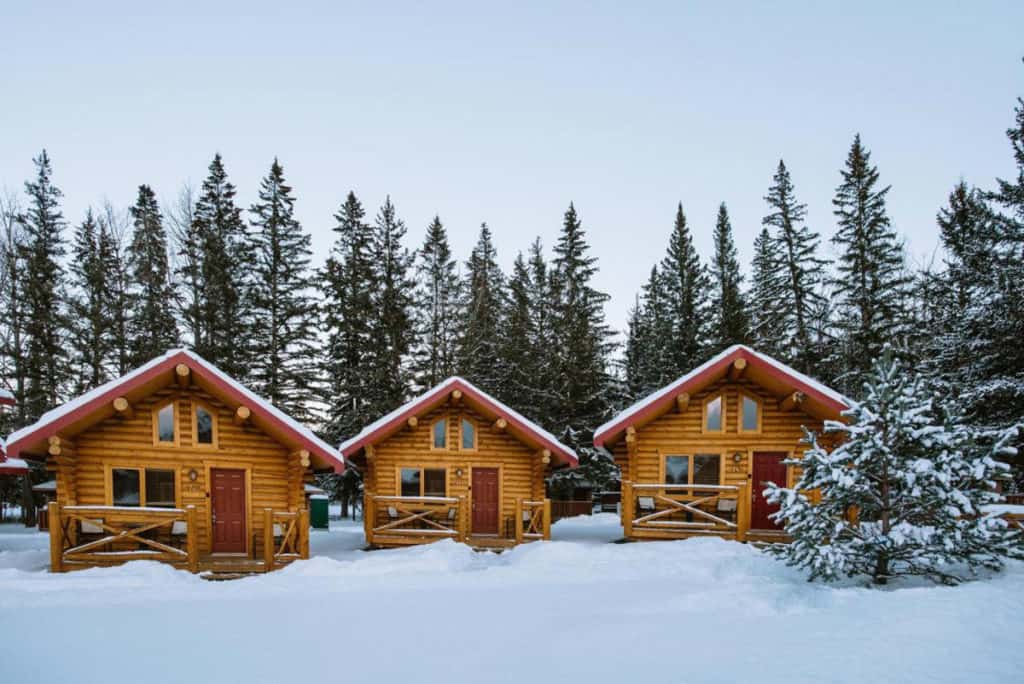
[48,502,198,573]
[621,481,750,541]
[514,498,551,543]
[263,508,310,571]
[365,495,467,546]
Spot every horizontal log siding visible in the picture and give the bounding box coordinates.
[366,403,545,539]
[613,378,830,505]
[53,384,304,558]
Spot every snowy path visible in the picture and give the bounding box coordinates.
[1,515,1022,683]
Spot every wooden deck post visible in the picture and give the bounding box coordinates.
[542,498,551,540]
[48,502,63,573]
[186,505,198,573]
[622,481,634,538]
[735,484,750,542]
[457,496,468,542]
[299,508,310,559]
[263,508,274,571]
[514,498,523,544]
[364,495,376,545]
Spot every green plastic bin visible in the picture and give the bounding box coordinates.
[309,494,329,529]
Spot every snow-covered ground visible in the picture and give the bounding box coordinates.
[1,514,1022,683]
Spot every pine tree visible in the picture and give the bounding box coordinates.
[766,351,1022,585]
[623,266,673,399]
[830,135,910,394]
[248,159,319,418]
[660,203,710,373]
[748,227,785,358]
[524,238,558,422]
[367,197,415,413]
[549,204,616,488]
[67,210,111,392]
[187,154,251,377]
[0,191,28,431]
[20,150,68,420]
[322,192,377,443]
[761,160,828,372]
[412,216,460,391]
[100,204,132,377]
[502,251,537,408]
[459,223,506,394]
[709,202,749,349]
[127,185,178,365]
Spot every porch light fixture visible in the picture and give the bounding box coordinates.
[188,468,199,482]
[732,453,743,464]
[455,468,464,478]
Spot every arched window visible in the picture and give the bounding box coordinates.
[461,418,477,450]
[152,400,178,446]
[740,393,761,433]
[703,395,724,432]
[432,418,448,449]
[194,402,218,447]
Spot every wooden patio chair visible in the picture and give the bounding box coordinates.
[169,520,188,549]
[716,498,737,523]
[637,496,656,515]
[446,506,458,533]
[77,518,105,547]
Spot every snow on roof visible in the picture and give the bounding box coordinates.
[0,388,14,405]
[32,479,57,492]
[6,348,344,471]
[594,345,851,447]
[0,456,29,474]
[339,376,578,466]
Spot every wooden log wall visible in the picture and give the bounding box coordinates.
[612,377,831,507]
[50,383,306,558]
[364,402,550,539]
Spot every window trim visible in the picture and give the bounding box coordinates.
[661,452,725,489]
[151,399,179,447]
[739,391,762,434]
[702,394,725,433]
[105,463,180,508]
[192,400,219,449]
[430,417,449,451]
[460,417,478,451]
[396,465,449,498]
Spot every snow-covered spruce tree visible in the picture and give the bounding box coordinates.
[549,203,617,490]
[660,203,710,373]
[100,204,132,377]
[709,202,749,349]
[747,227,785,359]
[321,192,377,443]
[0,191,28,431]
[67,210,112,392]
[623,266,674,400]
[248,159,319,420]
[502,252,540,411]
[766,351,1022,585]
[20,150,69,421]
[411,216,461,392]
[830,136,912,395]
[459,223,507,396]
[521,238,560,424]
[762,160,828,374]
[188,154,252,379]
[366,197,415,415]
[127,184,178,365]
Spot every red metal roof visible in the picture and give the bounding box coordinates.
[593,345,850,448]
[339,377,578,467]
[5,349,344,472]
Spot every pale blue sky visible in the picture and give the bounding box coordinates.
[1,1,1021,334]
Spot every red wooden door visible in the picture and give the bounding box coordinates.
[211,468,246,553]
[751,452,787,530]
[471,468,499,535]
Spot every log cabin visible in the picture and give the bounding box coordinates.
[340,377,578,549]
[593,345,849,543]
[5,349,345,574]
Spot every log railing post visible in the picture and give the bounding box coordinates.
[263,508,274,571]
[186,505,198,573]
[457,496,468,542]
[48,502,63,573]
[542,499,551,541]
[299,508,310,559]
[622,481,634,538]
[735,484,750,542]
[514,498,523,544]
[365,495,376,545]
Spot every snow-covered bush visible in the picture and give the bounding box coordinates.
[766,351,1022,585]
